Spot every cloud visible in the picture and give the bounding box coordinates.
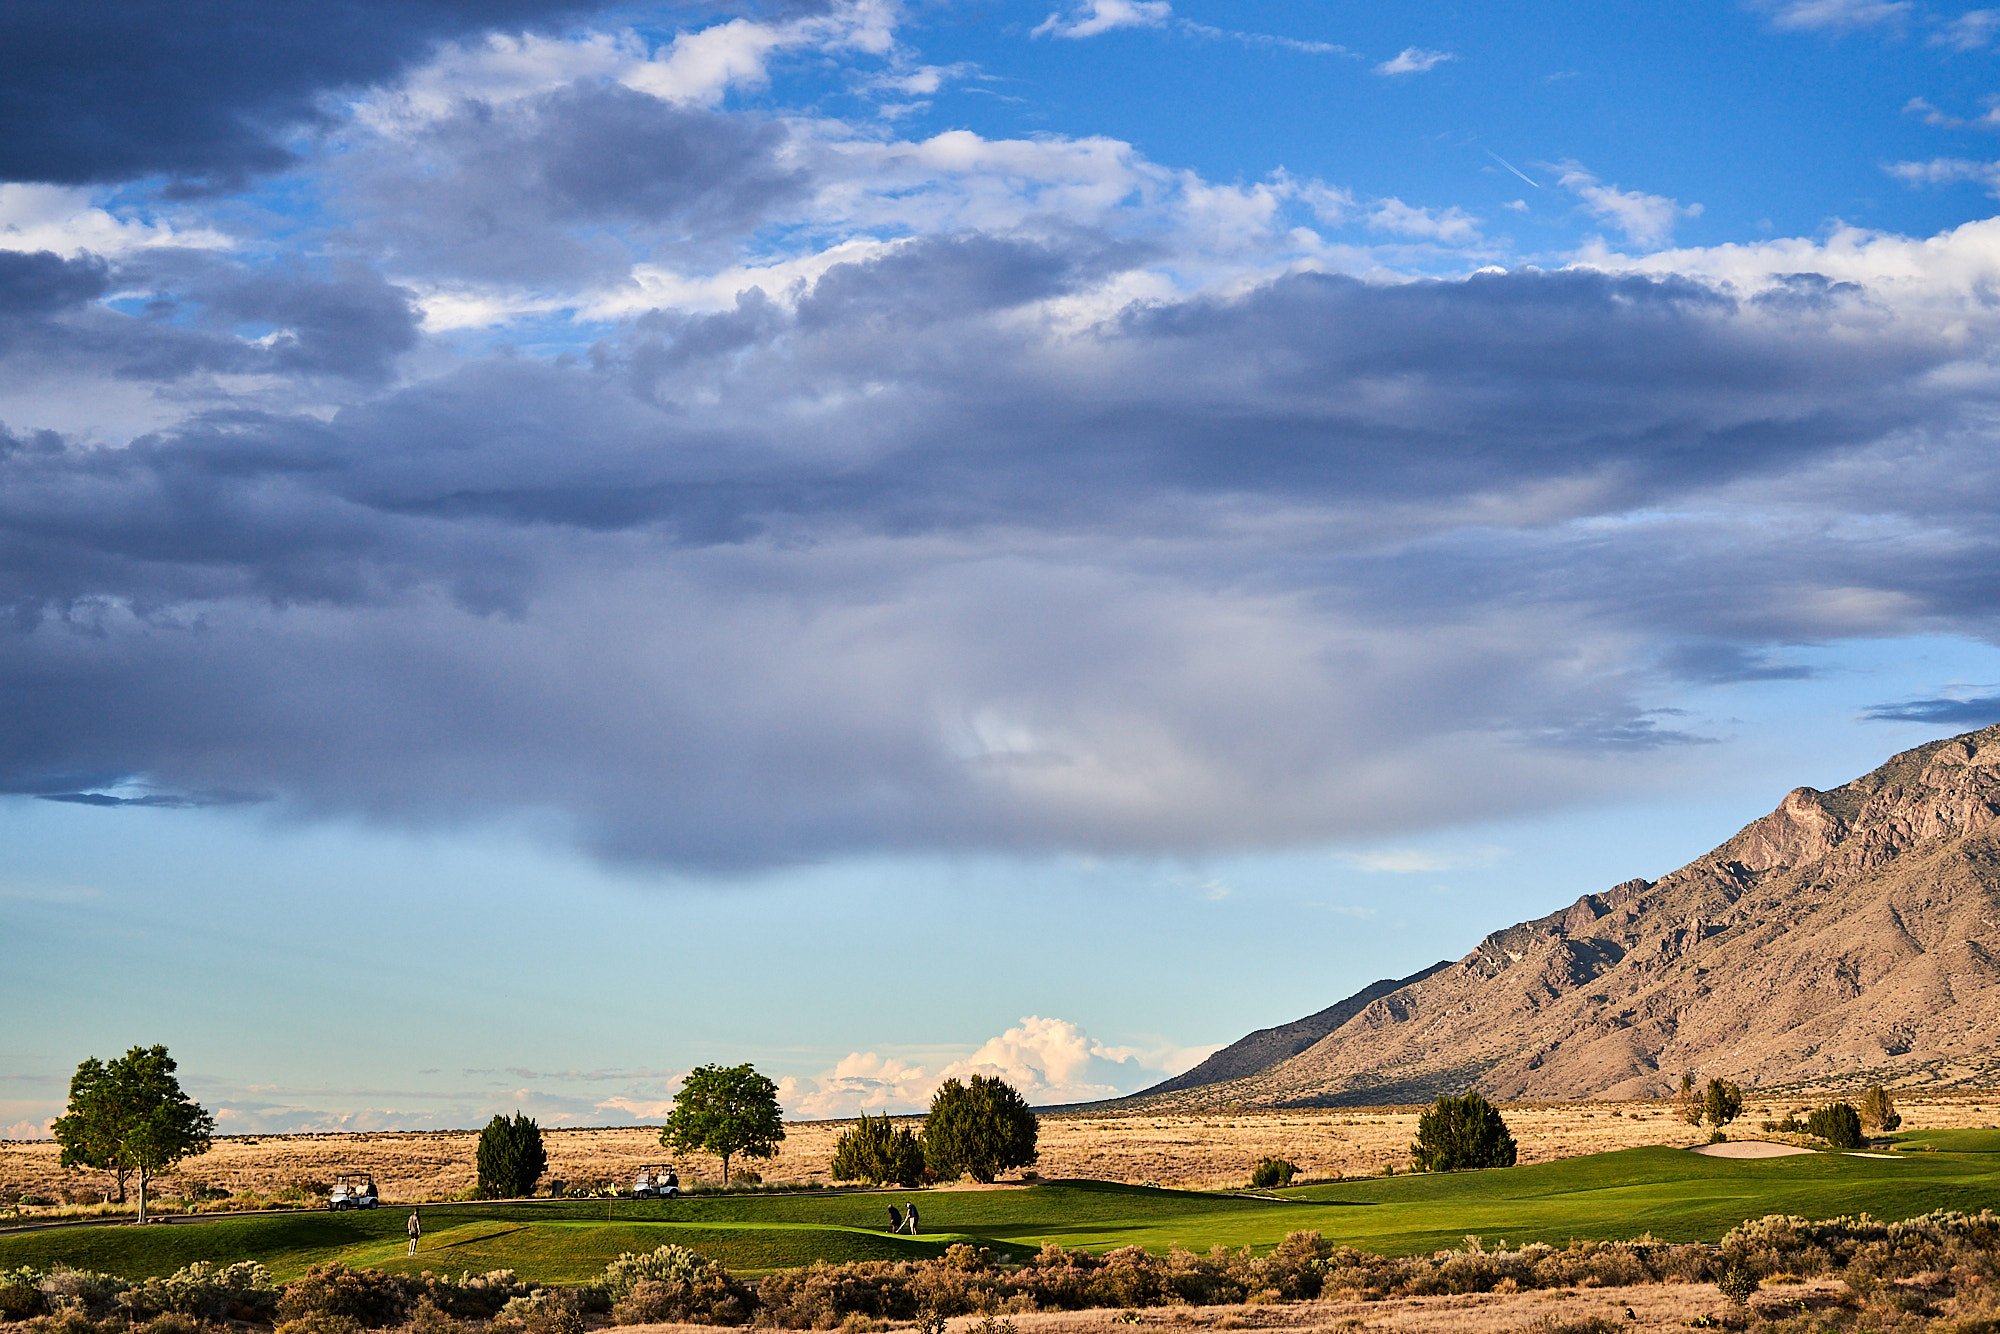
[1932,8,2000,48]
[1886,157,2000,195]
[1556,163,1702,247]
[778,1017,1215,1118]
[2,1119,51,1140]
[1366,197,1482,243]
[1764,0,1911,31]
[1902,95,2000,130]
[1374,47,1457,76]
[1173,21,1350,56]
[1861,693,2000,725]
[1034,1,1173,40]
[0,0,595,187]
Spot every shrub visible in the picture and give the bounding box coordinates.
[498,1290,585,1334]
[1807,1102,1863,1149]
[409,1272,528,1320]
[1861,1085,1901,1133]
[475,1113,547,1200]
[276,1265,410,1329]
[1247,1157,1297,1188]
[922,1076,1038,1184]
[600,1244,753,1324]
[830,1114,925,1187]
[273,1316,362,1334]
[1411,1091,1517,1172]
[1715,1259,1759,1305]
[0,1269,46,1321]
[37,1272,126,1318]
[123,1262,276,1322]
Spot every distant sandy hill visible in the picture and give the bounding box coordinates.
[1113,724,2000,1109]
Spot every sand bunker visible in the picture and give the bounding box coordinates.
[1686,1140,1816,1158]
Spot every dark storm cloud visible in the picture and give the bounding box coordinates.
[346,84,810,286]
[1,247,1998,868]
[1863,695,2000,725]
[0,251,420,387]
[0,0,603,187]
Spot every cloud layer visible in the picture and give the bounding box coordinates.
[4,3,2000,875]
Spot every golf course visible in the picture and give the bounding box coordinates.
[7,1130,1998,1284]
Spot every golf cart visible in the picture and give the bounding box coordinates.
[328,1172,380,1210]
[632,1164,680,1199]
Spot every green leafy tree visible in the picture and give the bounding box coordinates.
[475,1111,548,1198]
[829,1113,926,1187]
[1701,1078,1744,1129]
[1410,1091,1517,1172]
[1807,1101,1864,1149]
[921,1074,1038,1183]
[661,1064,785,1186]
[1248,1156,1298,1188]
[51,1045,214,1222]
[1860,1085,1901,1133]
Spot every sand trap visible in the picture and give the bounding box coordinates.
[1686,1140,1816,1158]
[1846,1152,1902,1159]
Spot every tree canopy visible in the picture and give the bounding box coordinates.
[51,1045,214,1222]
[830,1112,925,1187]
[1410,1090,1517,1172]
[922,1074,1038,1184]
[661,1063,785,1185]
[476,1111,548,1198]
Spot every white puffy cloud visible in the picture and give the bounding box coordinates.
[1374,47,1456,76]
[2,1118,51,1140]
[1764,0,1911,30]
[1033,1,1173,40]
[1886,157,2000,197]
[778,1017,1216,1119]
[0,184,229,257]
[1556,163,1701,249]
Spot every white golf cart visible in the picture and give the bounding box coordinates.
[632,1164,680,1199]
[327,1172,380,1210]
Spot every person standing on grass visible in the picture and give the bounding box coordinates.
[903,1201,919,1234]
[407,1208,421,1255]
[887,1204,902,1233]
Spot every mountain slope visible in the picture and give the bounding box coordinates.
[1129,725,2000,1109]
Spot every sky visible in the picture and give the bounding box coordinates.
[7,0,2000,1139]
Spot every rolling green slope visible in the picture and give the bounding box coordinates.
[6,1134,1998,1284]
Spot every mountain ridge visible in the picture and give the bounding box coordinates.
[1112,724,2000,1110]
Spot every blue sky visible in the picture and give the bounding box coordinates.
[6,0,2000,1136]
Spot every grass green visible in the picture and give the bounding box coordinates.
[7,1132,1999,1285]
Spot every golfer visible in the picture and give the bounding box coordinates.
[407,1209,421,1255]
[903,1201,919,1234]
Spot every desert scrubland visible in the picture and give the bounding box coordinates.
[5,1092,1997,1206]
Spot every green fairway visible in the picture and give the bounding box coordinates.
[7,1133,1999,1284]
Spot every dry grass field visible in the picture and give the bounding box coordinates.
[621,1279,1849,1334]
[5,1090,1997,1208]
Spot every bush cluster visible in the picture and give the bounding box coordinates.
[828,1115,924,1188]
[10,1211,2000,1334]
[1247,1157,1297,1188]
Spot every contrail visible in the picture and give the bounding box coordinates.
[1484,149,1541,189]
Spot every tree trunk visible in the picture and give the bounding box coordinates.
[136,1169,147,1224]
[114,1166,129,1204]
[722,1153,730,1187]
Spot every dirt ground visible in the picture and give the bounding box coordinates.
[624,1280,1848,1334]
[4,1091,1996,1205]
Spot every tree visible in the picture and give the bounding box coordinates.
[1860,1085,1901,1133]
[1808,1101,1864,1149]
[1701,1078,1744,1130]
[1676,1072,1703,1127]
[1411,1091,1518,1172]
[830,1113,925,1187]
[922,1074,1039,1183]
[51,1045,213,1223]
[475,1111,548,1198]
[661,1064,785,1186]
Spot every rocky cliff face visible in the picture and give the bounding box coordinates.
[1122,726,2000,1109]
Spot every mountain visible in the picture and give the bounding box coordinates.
[1120,725,2000,1109]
